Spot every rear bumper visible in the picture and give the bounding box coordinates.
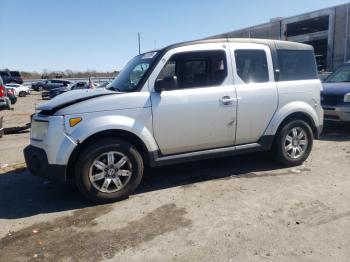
[323,105,350,122]
[24,145,67,182]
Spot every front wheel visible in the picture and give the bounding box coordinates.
[272,120,313,166]
[75,138,144,203]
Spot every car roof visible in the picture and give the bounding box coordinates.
[159,38,313,52]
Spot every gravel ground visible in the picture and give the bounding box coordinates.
[0,92,41,166]
[0,93,349,261]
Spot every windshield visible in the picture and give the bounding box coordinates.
[325,64,350,83]
[109,51,158,92]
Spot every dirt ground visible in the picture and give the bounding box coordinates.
[0,93,350,261]
[0,92,41,166]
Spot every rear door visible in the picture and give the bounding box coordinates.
[229,43,278,145]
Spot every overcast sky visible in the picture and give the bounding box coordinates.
[0,0,349,72]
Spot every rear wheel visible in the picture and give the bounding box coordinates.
[272,120,313,166]
[75,138,144,203]
[19,91,26,97]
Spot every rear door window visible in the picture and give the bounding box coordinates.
[234,49,269,83]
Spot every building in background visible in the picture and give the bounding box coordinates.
[210,3,350,72]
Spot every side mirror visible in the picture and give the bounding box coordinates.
[154,76,178,93]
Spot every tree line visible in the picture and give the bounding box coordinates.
[20,70,119,79]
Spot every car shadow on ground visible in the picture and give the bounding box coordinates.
[0,152,283,220]
[0,170,91,220]
[138,153,282,194]
[320,121,350,142]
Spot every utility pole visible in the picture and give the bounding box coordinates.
[138,32,141,54]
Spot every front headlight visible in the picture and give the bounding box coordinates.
[31,120,48,141]
[345,93,350,103]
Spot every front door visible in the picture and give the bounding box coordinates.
[150,45,237,155]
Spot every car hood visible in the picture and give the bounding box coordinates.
[322,82,350,95]
[37,89,118,112]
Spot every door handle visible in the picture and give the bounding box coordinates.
[219,96,238,106]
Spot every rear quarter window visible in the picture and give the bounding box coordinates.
[277,50,317,81]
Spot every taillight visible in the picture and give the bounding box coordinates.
[0,85,5,97]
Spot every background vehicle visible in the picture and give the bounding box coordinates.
[41,81,89,99]
[0,76,11,110]
[25,38,323,203]
[96,81,111,89]
[0,76,6,108]
[0,70,24,84]
[32,79,70,91]
[69,81,89,90]
[5,87,17,105]
[5,83,30,97]
[321,63,350,122]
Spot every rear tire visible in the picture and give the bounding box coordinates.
[75,138,144,203]
[19,91,26,97]
[272,120,313,166]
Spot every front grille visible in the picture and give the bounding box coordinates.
[321,94,343,106]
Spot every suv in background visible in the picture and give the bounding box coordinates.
[24,38,323,203]
[42,81,89,99]
[0,70,24,84]
[321,63,350,122]
[32,79,70,91]
[0,75,11,110]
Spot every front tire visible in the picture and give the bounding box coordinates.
[75,138,144,203]
[272,120,313,166]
